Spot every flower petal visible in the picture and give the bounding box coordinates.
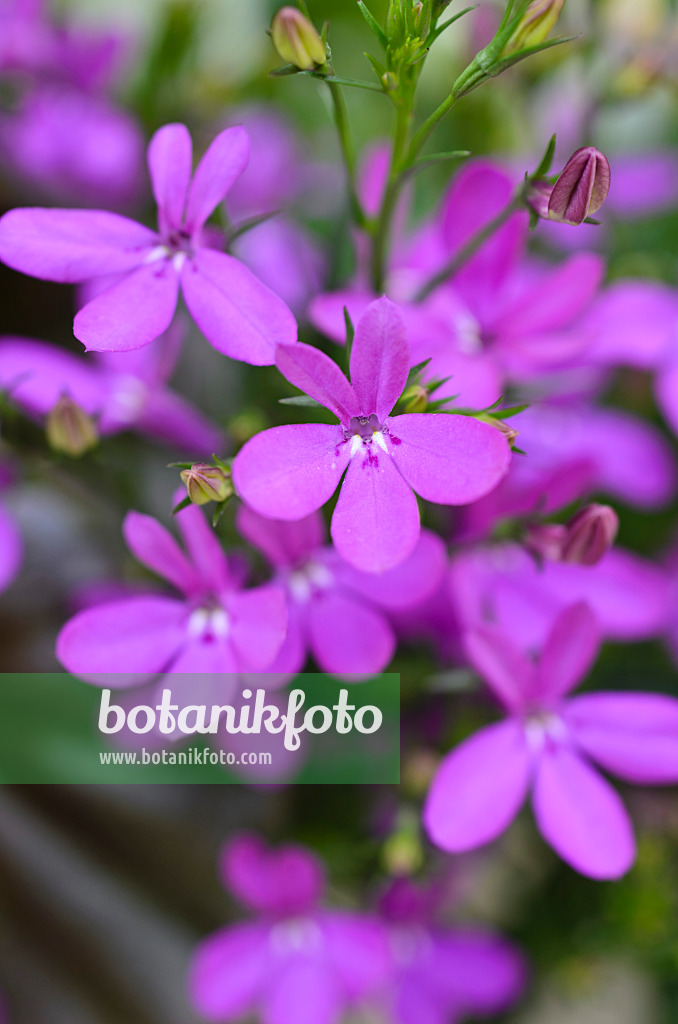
[0,336,106,418]
[350,296,409,422]
[331,452,420,573]
[536,602,600,701]
[500,253,604,337]
[0,207,155,282]
[463,626,536,713]
[221,833,325,916]
[236,505,325,567]
[55,596,188,686]
[533,744,635,879]
[185,125,250,232]
[264,956,341,1024]
[390,413,510,505]
[334,528,446,611]
[307,589,395,676]
[233,423,350,521]
[147,123,192,234]
[430,931,526,1014]
[74,260,179,352]
[424,720,531,852]
[181,248,297,365]
[566,692,678,784]
[227,584,288,672]
[122,511,200,596]
[189,922,269,1022]
[276,341,359,422]
[320,911,392,999]
[175,504,230,594]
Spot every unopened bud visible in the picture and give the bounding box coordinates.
[477,413,519,447]
[547,147,611,226]
[561,503,619,566]
[401,384,429,413]
[46,396,98,457]
[504,0,564,55]
[271,7,326,70]
[525,522,567,562]
[180,463,233,506]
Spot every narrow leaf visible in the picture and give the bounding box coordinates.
[357,1,387,48]
[278,395,324,407]
[172,496,192,515]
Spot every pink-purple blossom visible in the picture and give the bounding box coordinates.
[233,297,511,573]
[0,325,223,454]
[189,834,392,1024]
[424,603,678,878]
[56,503,287,692]
[237,505,446,677]
[0,122,297,363]
[379,878,526,1024]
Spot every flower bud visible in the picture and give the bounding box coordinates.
[401,384,429,413]
[477,414,519,448]
[561,504,619,566]
[547,147,611,225]
[504,0,564,55]
[525,522,567,562]
[271,7,326,70]
[46,396,98,457]
[180,463,233,506]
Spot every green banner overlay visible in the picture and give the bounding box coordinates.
[0,673,400,784]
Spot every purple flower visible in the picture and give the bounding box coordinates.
[310,162,603,409]
[233,297,511,573]
[0,326,223,454]
[189,833,392,1024]
[424,603,678,878]
[56,503,287,690]
[237,505,446,676]
[379,878,526,1024]
[0,122,297,362]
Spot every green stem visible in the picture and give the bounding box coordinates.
[326,75,368,229]
[414,190,525,301]
[370,99,413,292]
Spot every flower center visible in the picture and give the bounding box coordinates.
[287,560,334,603]
[188,605,229,641]
[346,414,391,459]
[524,710,567,752]
[145,227,195,272]
[108,375,148,424]
[270,917,322,955]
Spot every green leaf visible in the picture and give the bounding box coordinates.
[269,63,302,77]
[428,6,477,43]
[167,461,194,470]
[491,34,578,77]
[226,209,281,247]
[344,306,356,370]
[529,207,540,231]
[278,395,324,407]
[533,133,557,179]
[583,216,602,225]
[405,150,471,178]
[172,496,192,514]
[212,501,229,528]
[357,2,387,48]
[497,403,528,419]
[304,71,384,92]
[364,50,387,84]
[297,0,313,18]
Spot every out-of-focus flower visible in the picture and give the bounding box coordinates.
[449,541,672,649]
[503,0,565,56]
[181,463,233,506]
[237,506,446,676]
[425,603,678,878]
[271,6,326,70]
[530,147,611,226]
[310,161,604,409]
[379,877,526,1024]
[56,503,287,692]
[45,394,98,456]
[525,504,619,566]
[0,327,224,455]
[189,833,392,1023]
[233,297,511,573]
[0,123,297,363]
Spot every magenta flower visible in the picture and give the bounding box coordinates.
[56,503,287,689]
[0,326,223,454]
[190,833,392,1024]
[237,505,446,676]
[310,162,603,409]
[379,878,526,1024]
[425,603,678,878]
[0,122,297,362]
[233,298,510,573]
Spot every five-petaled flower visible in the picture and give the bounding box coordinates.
[0,122,297,363]
[189,833,392,1024]
[233,297,511,573]
[424,602,678,879]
